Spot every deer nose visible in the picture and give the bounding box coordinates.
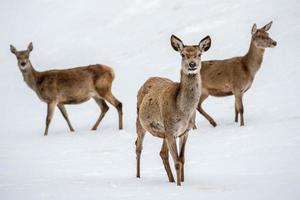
[21,62,26,66]
[189,62,196,68]
[272,41,277,46]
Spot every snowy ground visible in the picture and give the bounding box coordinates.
[0,0,300,199]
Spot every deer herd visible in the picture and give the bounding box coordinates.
[10,22,276,186]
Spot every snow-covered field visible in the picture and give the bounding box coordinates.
[1,0,299,199]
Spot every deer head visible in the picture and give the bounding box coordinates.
[10,42,33,71]
[251,21,277,49]
[171,35,211,75]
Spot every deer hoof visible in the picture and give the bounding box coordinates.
[210,121,217,127]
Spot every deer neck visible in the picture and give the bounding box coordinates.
[21,61,38,91]
[243,39,265,77]
[176,70,201,114]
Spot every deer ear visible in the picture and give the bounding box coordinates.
[10,45,17,54]
[27,42,33,52]
[199,36,211,52]
[170,35,184,52]
[262,21,273,31]
[252,23,257,35]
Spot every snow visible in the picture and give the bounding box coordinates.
[0,0,300,199]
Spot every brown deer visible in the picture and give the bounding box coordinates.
[197,21,277,127]
[10,43,123,136]
[135,35,211,186]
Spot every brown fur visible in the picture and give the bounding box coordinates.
[197,22,277,127]
[135,35,211,186]
[10,43,123,136]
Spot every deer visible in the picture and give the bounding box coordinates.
[10,42,123,136]
[197,21,277,127]
[135,34,211,186]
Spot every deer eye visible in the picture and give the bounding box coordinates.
[181,53,185,58]
[198,53,201,57]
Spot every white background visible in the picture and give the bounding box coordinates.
[0,0,299,199]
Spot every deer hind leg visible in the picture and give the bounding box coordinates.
[57,104,75,132]
[160,139,175,182]
[44,101,57,136]
[179,133,188,182]
[197,93,217,127]
[91,98,109,131]
[135,117,146,178]
[234,93,245,126]
[102,92,123,130]
[166,135,182,186]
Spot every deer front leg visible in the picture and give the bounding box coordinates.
[235,104,238,123]
[44,101,57,136]
[234,93,245,126]
[57,104,75,132]
[166,135,182,186]
[197,93,217,127]
[160,139,175,182]
[189,111,197,130]
[179,133,188,182]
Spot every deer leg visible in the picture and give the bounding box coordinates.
[135,117,146,178]
[179,133,188,182]
[189,111,197,130]
[57,104,75,132]
[103,92,123,130]
[166,135,182,186]
[235,104,238,123]
[91,98,109,131]
[44,101,57,136]
[197,93,217,127]
[234,93,245,126]
[160,139,175,182]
